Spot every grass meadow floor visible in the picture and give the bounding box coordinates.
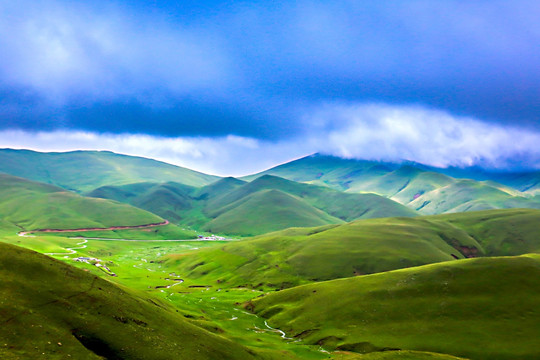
[3,232,335,359]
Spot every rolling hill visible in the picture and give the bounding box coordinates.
[0,148,219,192]
[202,189,345,236]
[242,154,399,191]
[90,175,417,236]
[88,181,198,223]
[165,209,540,289]
[0,173,166,232]
[249,255,540,360]
[245,154,540,214]
[0,242,262,359]
[409,179,540,214]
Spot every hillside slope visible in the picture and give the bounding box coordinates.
[0,173,164,231]
[202,189,345,236]
[409,179,540,214]
[0,242,261,359]
[245,154,540,214]
[206,175,417,222]
[90,175,417,236]
[0,148,218,192]
[250,255,540,360]
[165,209,540,288]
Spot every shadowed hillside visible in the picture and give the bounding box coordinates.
[0,242,263,359]
[90,175,417,236]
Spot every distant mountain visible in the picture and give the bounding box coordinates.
[245,154,540,214]
[166,208,540,288]
[250,254,540,360]
[242,154,399,191]
[90,174,417,236]
[410,179,540,214]
[0,173,164,232]
[0,242,260,359]
[0,148,218,192]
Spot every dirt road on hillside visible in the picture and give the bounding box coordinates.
[18,220,170,236]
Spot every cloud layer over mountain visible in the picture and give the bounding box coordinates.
[1,0,539,172]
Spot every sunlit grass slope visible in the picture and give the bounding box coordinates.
[202,189,345,236]
[340,351,466,360]
[409,179,540,214]
[0,242,262,360]
[250,255,540,360]
[0,173,164,231]
[165,209,540,289]
[0,148,218,192]
[206,175,417,221]
[346,166,454,201]
[428,208,540,255]
[242,154,398,191]
[244,154,540,214]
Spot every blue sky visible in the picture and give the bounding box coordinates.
[1,0,540,175]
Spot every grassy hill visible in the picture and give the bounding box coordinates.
[205,175,417,222]
[249,255,540,360]
[202,189,345,236]
[0,148,218,192]
[409,179,540,214]
[245,154,540,215]
[165,209,540,289]
[89,181,197,223]
[0,242,263,359]
[242,154,398,191]
[89,175,417,236]
[0,173,167,232]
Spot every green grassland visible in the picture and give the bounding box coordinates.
[0,230,371,359]
[89,175,417,237]
[242,154,397,191]
[0,173,164,231]
[1,149,538,360]
[428,208,540,255]
[202,189,345,236]
[88,181,197,223]
[345,166,454,201]
[3,207,533,359]
[205,175,417,222]
[16,233,461,360]
[341,351,466,360]
[165,209,540,289]
[409,179,540,214]
[250,255,540,360]
[245,154,540,214]
[0,242,265,360]
[0,148,218,192]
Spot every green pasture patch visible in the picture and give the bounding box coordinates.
[251,255,540,360]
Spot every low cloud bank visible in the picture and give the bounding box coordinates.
[313,104,540,169]
[2,104,539,176]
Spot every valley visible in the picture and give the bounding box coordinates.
[1,149,539,359]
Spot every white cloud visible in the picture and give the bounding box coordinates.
[1,103,540,176]
[0,0,233,103]
[0,130,307,176]
[313,104,540,169]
